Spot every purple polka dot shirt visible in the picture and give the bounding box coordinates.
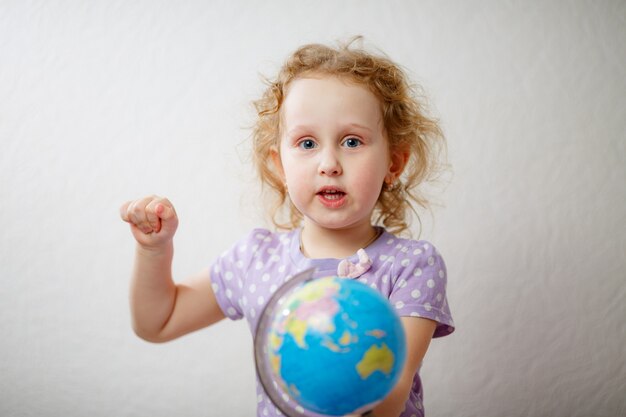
[210,227,454,417]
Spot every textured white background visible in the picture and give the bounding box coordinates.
[1,1,624,416]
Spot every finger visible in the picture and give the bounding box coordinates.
[119,201,132,222]
[155,200,176,221]
[145,199,163,233]
[127,196,155,233]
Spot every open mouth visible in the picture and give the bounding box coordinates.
[317,189,346,200]
[316,187,347,207]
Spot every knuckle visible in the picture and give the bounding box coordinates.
[129,202,144,215]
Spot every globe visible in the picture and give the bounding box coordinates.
[254,269,406,417]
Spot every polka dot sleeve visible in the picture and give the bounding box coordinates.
[209,230,259,320]
[389,241,455,338]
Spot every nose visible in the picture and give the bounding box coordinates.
[318,148,342,176]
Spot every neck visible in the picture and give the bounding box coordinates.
[300,222,380,259]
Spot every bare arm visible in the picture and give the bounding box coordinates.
[121,196,225,343]
[352,317,437,417]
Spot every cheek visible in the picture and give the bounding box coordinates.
[351,165,387,201]
[358,178,384,202]
[281,156,303,180]
[281,156,310,195]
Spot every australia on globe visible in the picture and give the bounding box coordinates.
[255,273,406,417]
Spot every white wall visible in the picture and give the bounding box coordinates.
[1,1,624,416]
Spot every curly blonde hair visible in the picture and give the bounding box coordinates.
[252,38,445,235]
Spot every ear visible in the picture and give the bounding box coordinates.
[386,147,410,184]
[270,146,285,181]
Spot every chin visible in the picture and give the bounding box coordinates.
[308,216,368,231]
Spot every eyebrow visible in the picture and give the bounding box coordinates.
[285,122,375,138]
[284,125,311,138]
[346,122,374,133]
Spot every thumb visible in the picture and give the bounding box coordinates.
[155,203,176,221]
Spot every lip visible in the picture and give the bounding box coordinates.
[316,186,347,209]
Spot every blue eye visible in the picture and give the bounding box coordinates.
[298,139,317,150]
[342,137,362,148]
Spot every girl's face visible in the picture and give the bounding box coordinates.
[274,75,404,232]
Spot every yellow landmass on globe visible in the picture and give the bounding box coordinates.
[355,343,395,379]
[281,278,342,349]
[269,331,283,350]
[286,318,309,348]
[339,330,353,345]
[321,329,357,352]
[269,351,281,375]
[322,339,341,352]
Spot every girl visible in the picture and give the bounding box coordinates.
[120,39,454,417]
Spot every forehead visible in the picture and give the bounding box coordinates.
[281,76,383,127]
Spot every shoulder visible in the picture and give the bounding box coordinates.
[246,228,296,253]
[370,232,447,291]
[209,228,297,319]
[217,228,297,267]
[221,228,289,252]
[373,232,445,269]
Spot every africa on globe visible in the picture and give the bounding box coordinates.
[254,271,406,417]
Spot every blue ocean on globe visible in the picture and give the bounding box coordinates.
[264,276,406,416]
